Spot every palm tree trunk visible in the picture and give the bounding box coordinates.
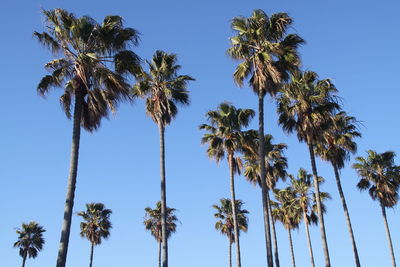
[22,253,27,267]
[159,124,168,267]
[307,142,331,267]
[56,89,84,267]
[303,211,315,267]
[258,92,273,267]
[288,229,296,267]
[89,243,94,267]
[381,204,396,267]
[332,164,361,267]
[268,192,280,267]
[229,239,233,267]
[228,153,241,267]
[158,240,162,267]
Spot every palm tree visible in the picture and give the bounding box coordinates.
[213,198,249,267]
[290,169,330,267]
[228,10,304,266]
[34,9,140,267]
[14,222,46,267]
[271,188,301,267]
[78,203,112,267]
[133,50,194,267]
[277,70,340,266]
[242,132,287,267]
[144,201,179,267]
[200,102,255,267]
[352,150,400,267]
[315,111,362,267]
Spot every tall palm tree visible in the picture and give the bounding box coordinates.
[34,9,140,267]
[200,102,255,267]
[290,169,330,267]
[14,222,46,267]
[133,50,194,267]
[277,70,340,267]
[78,203,112,267]
[213,198,249,267]
[228,10,304,266]
[316,111,362,267]
[353,150,400,267]
[271,188,301,267]
[144,201,179,267]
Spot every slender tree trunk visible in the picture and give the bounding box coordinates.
[258,92,273,267]
[158,240,162,267]
[228,153,242,267]
[229,239,233,267]
[159,124,168,267]
[307,141,331,267]
[268,192,280,267]
[288,229,296,267]
[303,211,315,267]
[332,164,361,267]
[381,204,396,267]
[22,253,27,267]
[56,89,84,267]
[89,243,94,267]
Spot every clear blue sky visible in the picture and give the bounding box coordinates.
[1,0,399,266]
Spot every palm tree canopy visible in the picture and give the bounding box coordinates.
[271,187,302,230]
[143,201,179,242]
[316,111,362,169]
[213,198,249,242]
[14,221,46,259]
[277,70,341,145]
[35,8,140,131]
[228,9,304,96]
[353,150,400,208]
[133,50,195,127]
[78,203,112,245]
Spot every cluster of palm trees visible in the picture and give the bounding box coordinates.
[12,6,398,267]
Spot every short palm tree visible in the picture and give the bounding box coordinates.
[353,150,400,267]
[77,203,112,267]
[14,222,46,267]
[277,70,340,267]
[316,111,362,267]
[228,10,304,266]
[133,50,194,267]
[34,9,140,267]
[213,198,249,267]
[144,201,179,267]
[200,102,255,267]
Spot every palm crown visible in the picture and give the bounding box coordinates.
[78,203,112,245]
[14,222,46,260]
[271,187,302,230]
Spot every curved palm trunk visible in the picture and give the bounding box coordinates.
[268,192,280,267]
[381,204,396,267]
[228,153,242,267]
[258,93,273,267]
[288,229,296,267]
[158,240,162,267]
[307,142,331,267]
[332,164,361,267]
[89,243,94,267]
[303,211,315,267]
[56,90,84,267]
[229,239,233,267]
[22,253,27,267]
[159,124,168,267]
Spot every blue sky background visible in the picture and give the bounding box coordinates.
[1,0,399,266]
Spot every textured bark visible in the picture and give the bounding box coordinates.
[288,229,296,267]
[56,90,84,267]
[159,124,168,267]
[158,240,161,267]
[333,164,361,267]
[308,142,331,267]
[228,153,241,267]
[258,92,273,267]
[303,211,315,267]
[229,239,232,267]
[381,204,397,267]
[268,192,280,267]
[89,243,94,267]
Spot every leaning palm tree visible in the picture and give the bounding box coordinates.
[213,198,249,267]
[277,70,340,267]
[133,50,194,267]
[315,111,362,267]
[144,201,179,267]
[14,222,46,267]
[34,9,140,267]
[353,150,400,267]
[228,10,304,267]
[200,102,255,267]
[78,203,112,267]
